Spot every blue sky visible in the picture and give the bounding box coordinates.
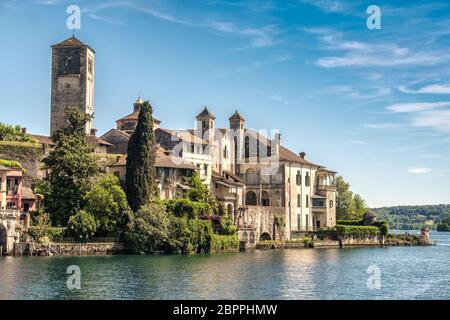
[1,0,450,207]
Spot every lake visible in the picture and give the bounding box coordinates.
[1,231,449,300]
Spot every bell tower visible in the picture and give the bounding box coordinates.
[50,36,95,135]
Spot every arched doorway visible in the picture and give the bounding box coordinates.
[259,232,271,241]
[261,191,270,206]
[245,191,257,205]
[242,231,249,242]
[0,224,7,254]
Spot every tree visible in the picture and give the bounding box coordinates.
[40,107,102,226]
[0,122,36,142]
[67,210,97,241]
[186,171,216,209]
[353,194,368,218]
[335,176,355,220]
[125,101,157,212]
[84,174,132,236]
[125,202,169,253]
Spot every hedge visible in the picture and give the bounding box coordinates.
[335,225,379,238]
[336,219,363,226]
[0,141,41,158]
[210,234,239,252]
[0,159,24,171]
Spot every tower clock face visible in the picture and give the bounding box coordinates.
[58,48,81,75]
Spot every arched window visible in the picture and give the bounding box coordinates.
[330,200,334,208]
[261,191,270,206]
[244,136,250,160]
[242,231,249,242]
[305,195,309,208]
[305,172,310,187]
[245,168,258,184]
[223,145,228,158]
[234,136,238,165]
[245,191,257,205]
[296,170,301,186]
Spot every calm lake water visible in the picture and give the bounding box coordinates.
[1,231,449,300]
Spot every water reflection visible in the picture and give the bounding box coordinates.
[1,232,449,299]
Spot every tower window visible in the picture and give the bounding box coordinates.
[223,146,228,158]
[305,195,309,208]
[305,172,310,187]
[296,170,302,186]
[88,58,93,74]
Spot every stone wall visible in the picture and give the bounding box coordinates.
[13,242,126,256]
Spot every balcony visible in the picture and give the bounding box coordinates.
[318,184,336,191]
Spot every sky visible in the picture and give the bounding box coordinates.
[0,0,450,207]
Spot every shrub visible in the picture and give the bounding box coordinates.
[28,226,65,242]
[66,210,97,241]
[373,220,389,236]
[0,141,41,158]
[335,225,379,238]
[188,219,214,253]
[163,198,212,219]
[210,234,239,252]
[166,215,192,254]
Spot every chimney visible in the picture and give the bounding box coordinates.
[21,127,27,134]
[299,152,306,159]
[90,128,97,137]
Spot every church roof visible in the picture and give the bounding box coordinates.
[51,36,95,53]
[116,110,161,124]
[196,106,216,120]
[279,145,321,167]
[229,110,245,121]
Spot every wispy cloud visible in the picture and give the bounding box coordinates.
[270,95,288,105]
[298,0,361,14]
[398,84,450,94]
[412,110,450,132]
[89,13,124,26]
[407,167,432,174]
[327,85,391,100]
[387,102,450,113]
[364,123,399,129]
[349,139,368,145]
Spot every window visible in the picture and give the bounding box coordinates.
[202,120,207,128]
[190,143,195,153]
[204,164,208,176]
[305,172,310,187]
[6,177,19,195]
[234,136,238,165]
[330,200,334,208]
[296,170,301,186]
[267,145,271,157]
[88,58,93,74]
[305,195,309,208]
[245,191,257,205]
[223,146,228,158]
[297,214,301,229]
[297,194,301,207]
[306,214,309,229]
[261,191,270,206]
[244,136,250,159]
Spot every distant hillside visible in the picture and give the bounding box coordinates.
[372,204,450,230]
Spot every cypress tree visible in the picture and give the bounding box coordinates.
[126,101,157,212]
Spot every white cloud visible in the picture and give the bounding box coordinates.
[270,95,288,105]
[412,109,450,132]
[364,123,399,129]
[349,139,368,145]
[89,14,124,26]
[327,85,391,100]
[387,101,450,113]
[407,167,432,174]
[398,84,450,94]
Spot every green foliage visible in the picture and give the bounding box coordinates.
[84,174,132,236]
[372,220,389,236]
[0,159,25,172]
[0,122,37,142]
[373,204,450,230]
[188,219,214,253]
[163,198,212,219]
[335,176,368,220]
[214,214,237,235]
[302,235,313,246]
[336,219,363,226]
[125,202,170,253]
[186,171,216,207]
[125,101,158,212]
[0,141,41,158]
[39,107,102,226]
[166,215,192,254]
[210,234,239,252]
[335,225,379,238]
[28,211,64,241]
[66,210,97,241]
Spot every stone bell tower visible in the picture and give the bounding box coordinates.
[50,36,95,135]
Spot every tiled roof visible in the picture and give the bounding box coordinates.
[116,110,161,124]
[196,106,216,120]
[51,36,95,53]
[279,145,321,167]
[229,110,245,121]
[100,128,131,140]
[28,134,54,145]
[111,147,199,170]
[22,187,35,200]
[87,136,113,146]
